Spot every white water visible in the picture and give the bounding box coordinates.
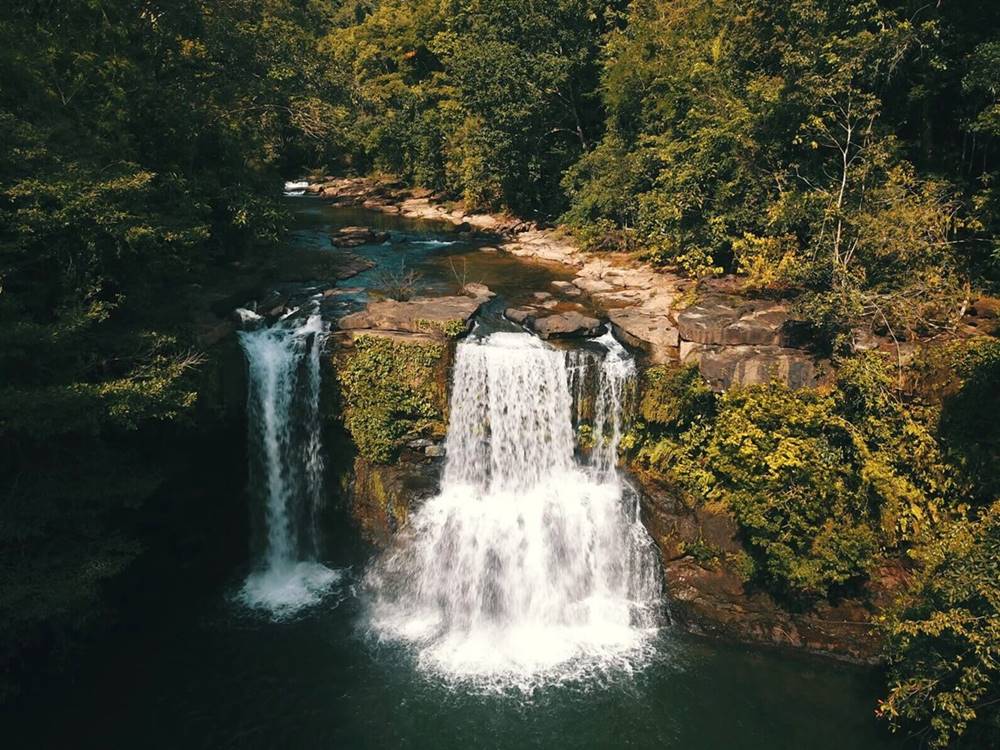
[283,180,309,197]
[238,313,341,618]
[367,332,661,688]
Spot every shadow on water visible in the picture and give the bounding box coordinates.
[6,197,902,750]
[285,197,579,321]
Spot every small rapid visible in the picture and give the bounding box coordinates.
[238,312,341,619]
[366,331,662,689]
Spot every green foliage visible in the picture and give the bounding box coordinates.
[0,0,342,699]
[878,502,1000,748]
[336,335,447,462]
[632,354,953,600]
[910,337,1000,504]
[323,0,616,216]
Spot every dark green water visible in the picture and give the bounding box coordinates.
[11,551,895,750]
[6,197,902,749]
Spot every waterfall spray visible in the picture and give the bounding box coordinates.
[367,331,661,688]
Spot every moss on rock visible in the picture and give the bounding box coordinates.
[335,334,448,463]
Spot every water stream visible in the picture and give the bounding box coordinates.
[237,311,341,618]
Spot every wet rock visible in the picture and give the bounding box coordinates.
[231,307,264,331]
[532,291,553,301]
[425,444,445,458]
[676,296,789,346]
[529,311,602,339]
[696,345,819,390]
[608,308,679,363]
[331,226,390,248]
[349,457,441,544]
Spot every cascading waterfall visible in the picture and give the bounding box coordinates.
[238,312,341,618]
[367,331,661,687]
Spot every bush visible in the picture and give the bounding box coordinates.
[878,501,1000,748]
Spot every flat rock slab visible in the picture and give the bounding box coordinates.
[338,293,485,337]
[572,277,615,294]
[677,296,789,346]
[529,311,602,339]
[695,345,819,390]
[608,308,679,363]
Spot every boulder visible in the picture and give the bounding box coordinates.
[608,308,679,363]
[677,296,789,346]
[462,282,495,301]
[331,226,390,248]
[529,311,602,339]
[696,345,819,390]
[505,307,537,325]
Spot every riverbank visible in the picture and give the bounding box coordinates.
[298,178,900,664]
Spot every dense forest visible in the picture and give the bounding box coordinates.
[2,1,999,746]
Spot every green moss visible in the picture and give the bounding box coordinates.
[414,317,469,338]
[336,335,447,462]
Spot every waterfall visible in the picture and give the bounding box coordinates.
[237,313,341,619]
[367,331,661,687]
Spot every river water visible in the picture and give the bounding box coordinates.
[7,196,900,749]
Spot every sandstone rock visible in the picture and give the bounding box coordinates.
[338,295,483,338]
[529,311,602,339]
[572,277,615,294]
[677,296,789,346]
[505,307,537,325]
[462,282,495,301]
[697,345,819,390]
[608,308,679,363]
[550,280,581,297]
[425,444,445,458]
[678,340,703,363]
[331,226,389,248]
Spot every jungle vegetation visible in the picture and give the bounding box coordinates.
[2,1,998,744]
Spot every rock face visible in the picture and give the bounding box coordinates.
[350,457,440,544]
[331,226,389,247]
[636,472,891,663]
[676,296,789,346]
[529,311,602,339]
[608,308,679,363]
[694,345,821,391]
[338,287,490,339]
